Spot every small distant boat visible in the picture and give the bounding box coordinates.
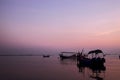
[43,55,50,58]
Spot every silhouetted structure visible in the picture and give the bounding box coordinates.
[43,55,50,58]
[59,49,84,60]
[59,51,78,60]
[77,49,105,71]
[88,49,104,58]
[77,58,106,80]
[59,49,106,80]
[59,53,76,60]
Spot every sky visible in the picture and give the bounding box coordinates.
[0,0,120,49]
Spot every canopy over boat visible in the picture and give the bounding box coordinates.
[88,49,103,54]
[88,49,105,58]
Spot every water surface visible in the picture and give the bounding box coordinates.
[0,55,120,80]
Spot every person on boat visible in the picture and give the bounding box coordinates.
[77,51,81,62]
[77,51,81,57]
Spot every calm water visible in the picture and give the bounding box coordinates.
[0,55,120,80]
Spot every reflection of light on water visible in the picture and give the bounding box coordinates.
[104,57,120,80]
[89,68,106,80]
[59,59,77,65]
[0,55,120,80]
[82,67,106,80]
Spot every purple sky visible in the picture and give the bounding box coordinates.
[1,0,120,49]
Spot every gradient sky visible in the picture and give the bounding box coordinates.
[1,0,120,49]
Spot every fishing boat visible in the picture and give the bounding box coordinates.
[59,53,76,59]
[77,49,106,67]
[59,49,84,60]
[59,52,77,59]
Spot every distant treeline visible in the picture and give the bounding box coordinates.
[0,46,56,56]
[0,54,42,56]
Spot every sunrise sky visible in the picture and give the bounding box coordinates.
[1,0,120,49]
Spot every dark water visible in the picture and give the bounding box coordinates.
[0,55,120,80]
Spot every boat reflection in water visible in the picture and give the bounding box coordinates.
[59,49,106,80]
[59,57,106,80]
[77,60,106,80]
[77,49,106,80]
